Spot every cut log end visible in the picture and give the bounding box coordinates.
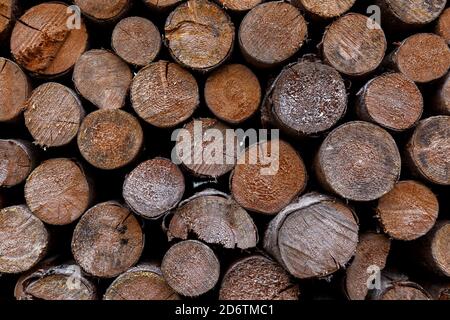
[0,139,37,187]
[378,0,447,27]
[143,0,183,11]
[74,0,130,22]
[370,273,431,300]
[434,73,450,115]
[216,0,262,12]
[292,0,356,19]
[0,0,16,41]
[436,8,450,44]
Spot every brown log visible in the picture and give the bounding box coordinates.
[73,49,133,110]
[405,116,450,185]
[263,59,347,137]
[77,109,144,170]
[131,61,199,128]
[74,0,131,23]
[322,13,386,77]
[345,233,391,300]
[376,180,439,241]
[111,16,161,67]
[0,57,31,122]
[123,158,185,219]
[388,33,450,83]
[433,72,449,115]
[161,240,220,297]
[368,272,431,300]
[10,2,88,77]
[290,0,355,19]
[24,158,93,226]
[219,255,300,300]
[315,121,401,202]
[216,0,262,12]
[356,72,423,131]
[24,82,85,148]
[103,263,180,300]
[0,0,17,41]
[166,189,258,249]
[143,0,183,11]
[204,64,261,124]
[0,139,38,187]
[264,193,359,279]
[239,1,307,68]
[231,139,307,215]
[71,201,144,278]
[165,0,235,72]
[436,8,450,44]
[0,205,49,274]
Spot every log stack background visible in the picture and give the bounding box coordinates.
[0,0,449,301]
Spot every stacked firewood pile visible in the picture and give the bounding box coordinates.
[0,0,449,301]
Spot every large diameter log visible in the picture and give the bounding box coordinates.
[0,205,49,274]
[436,8,450,44]
[71,201,144,278]
[0,0,17,41]
[216,0,262,12]
[315,121,401,202]
[433,73,449,115]
[322,13,386,77]
[291,0,355,19]
[405,116,450,185]
[74,0,131,23]
[167,189,258,249]
[239,1,307,68]
[10,2,88,77]
[219,255,299,300]
[143,0,183,11]
[264,193,359,279]
[0,139,38,187]
[165,0,235,72]
[368,272,431,300]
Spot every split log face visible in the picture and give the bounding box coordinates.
[405,116,450,185]
[112,17,161,67]
[104,264,180,300]
[322,13,387,77]
[219,255,299,300]
[315,121,401,202]
[0,205,49,274]
[25,158,92,226]
[356,73,423,131]
[291,0,356,19]
[73,49,133,110]
[77,110,144,170]
[436,8,450,44]
[143,0,183,11]
[345,233,391,300]
[391,33,450,83]
[123,158,185,219]
[264,193,359,279]
[161,240,220,297]
[131,61,199,128]
[0,58,31,122]
[377,181,439,241]
[239,1,307,68]
[24,83,85,148]
[0,0,16,41]
[204,64,261,124]
[167,189,258,249]
[74,0,130,22]
[231,139,307,215]
[216,0,262,12]
[0,139,37,187]
[71,202,144,278]
[165,0,235,72]
[369,272,431,300]
[434,73,450,115]
[10,3,88,77]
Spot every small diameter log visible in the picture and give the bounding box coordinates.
[205,64,261,124]
[216,0,262,12]
[24,158,93,226]
[112,17,161,67]
[315,121,401,202]
[123,158,185,219]
[24,83,85,148]
[356,73,423,131]
[290,0,356,19]
[77,109,144,170]
[103,264,180,300]
[368,272,431,300]
[73,49,133,110]
[10,2,88,77]
[161,240,220,297]
[436,8,450,44]
[376,181,439,241]
[389,33,450,83]
[15,263,97,300]
[322,13,387,77]
[265,59,347,137]
[231,139,307,215]
[0,58,31,122]
[0,139,37,187]
[165,0,235,72]
[264,193,359,279]
[239,1,307,68]
[0,0,17,41]
[0,205,49,274]
[219,255,299,300]
[131,61,199,128]
[405,116,450,185]
[72,201,144,278]
[143,0,183,11]
[345,233,391,300]
[167,189,258,249]
[433,72,449,115]
[74,0,130,23]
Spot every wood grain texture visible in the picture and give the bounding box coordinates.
[0,0,17,41]
[143,0,183,11]
[216,0,262,12]
[0,139,37,187]
[74,0,130,22]
[369,272,431,300]
[436,8,450,44]
[434,72,450,115]
[291,0,355,19]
